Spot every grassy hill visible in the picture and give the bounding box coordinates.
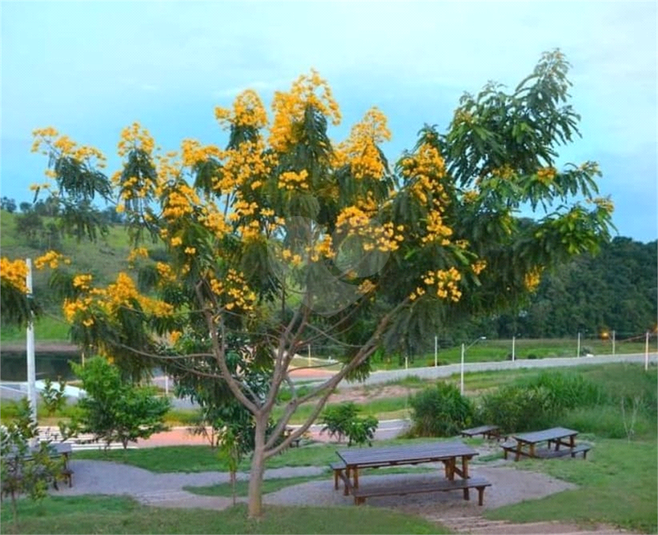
[1,209,135,342]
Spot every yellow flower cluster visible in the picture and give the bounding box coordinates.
[590,197,614,214]
[62,296,94,324]
[218,141,277,194]
[401,143,447,203]
[72,274,93,290]
[127,247,150,263]
[63,271,174,327]
[34,251,70,270]
[269,70,341,152]
[199,209,231,239]
[536,167,556,185]
[162,183,201,221]
[169,330,182,344]
[453,109,473,126]
[358,279,376,295]
[180,139,222,168]
[281,248,304,267]
[156,262,177,283]
[524,267,543,292]
[309,235,335,262]
[117,122,155,157]
[32,127,106,169]
[335,107,391,180]
[278,169,309,191]
[238,220,262,242]
[104,272,173,317]
[209,269,256,311]
[463,190,478,204]
[336,207,404,253]
[229,199,259,221]
[410,267,462,302]
[471,260,487,275]
[491,165,516,180]
[0,258,28,293]
[215,89,268,130]
[421,210,453,245]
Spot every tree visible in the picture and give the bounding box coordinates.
[7,50,613,517]
[319,402,378,446]
[0,399,66,526]
[1,196,17,213]
[72,358,170,449]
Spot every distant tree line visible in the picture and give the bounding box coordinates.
[489,237,657,339]
[2,197,124,251]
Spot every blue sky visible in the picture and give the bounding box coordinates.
[1,0,656,241]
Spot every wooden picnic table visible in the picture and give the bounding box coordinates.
[510,427,578,461]
[335,441,489,504]
[460,425,501,440]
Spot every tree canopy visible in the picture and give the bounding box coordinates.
[0,50,614,516]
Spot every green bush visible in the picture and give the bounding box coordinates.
[408,382,473,437]
[319,402,378,446]
[521,371,606,409]
[476,384,558,433]
[72,357,170,449]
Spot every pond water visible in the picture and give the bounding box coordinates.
[0,350,82,382]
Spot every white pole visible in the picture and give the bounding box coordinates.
[612,330,616,356]
[307,344,311,367]
[405,355,408,370]
[512,336,516,362]
[434,336,438,367]
[460,343,465,394]
[26,258,38,427]
[165,375,169,396]
[645,331,649,371]
[577,331,581,358]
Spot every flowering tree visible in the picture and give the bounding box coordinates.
[1,50,613,516]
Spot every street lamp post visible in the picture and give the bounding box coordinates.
[460,336,486,395]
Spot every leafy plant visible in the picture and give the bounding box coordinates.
[0,399,65,526]
[72,357,170,449]
[408,382,473,437]
[41,378,67,416]
[319,402,379,446]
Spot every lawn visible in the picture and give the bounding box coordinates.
[0,497,446,534]
[486,438,658,533]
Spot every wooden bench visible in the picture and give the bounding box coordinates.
[330,461,347,490]
[349,476,492,506]
[500,440,518,459]
[502,440,591,460]
[283,427,302,448]
[460,425,501,440]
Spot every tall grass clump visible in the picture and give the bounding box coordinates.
[475,371,605,433]
[520,370,607,409]
[408,382,473,437]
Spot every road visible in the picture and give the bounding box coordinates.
[339,352,657,388]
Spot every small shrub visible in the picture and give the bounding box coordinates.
[408,382,473,437]
[476,385,558,433]
[527,353,538,359]
[72,357,170,449]
[319,402,378,446]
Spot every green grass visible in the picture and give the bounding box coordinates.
[0,314,71,341]
[0,496,447,534]
[185,466,437,498]
[486,438,658,533]
[73,437,443,473]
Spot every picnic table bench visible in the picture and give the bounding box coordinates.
[501,428,591,461]
[347,475,492,506]
[460,425,501,440]
[334,441,492,506]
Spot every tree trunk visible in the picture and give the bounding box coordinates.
[247,415,268,518]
